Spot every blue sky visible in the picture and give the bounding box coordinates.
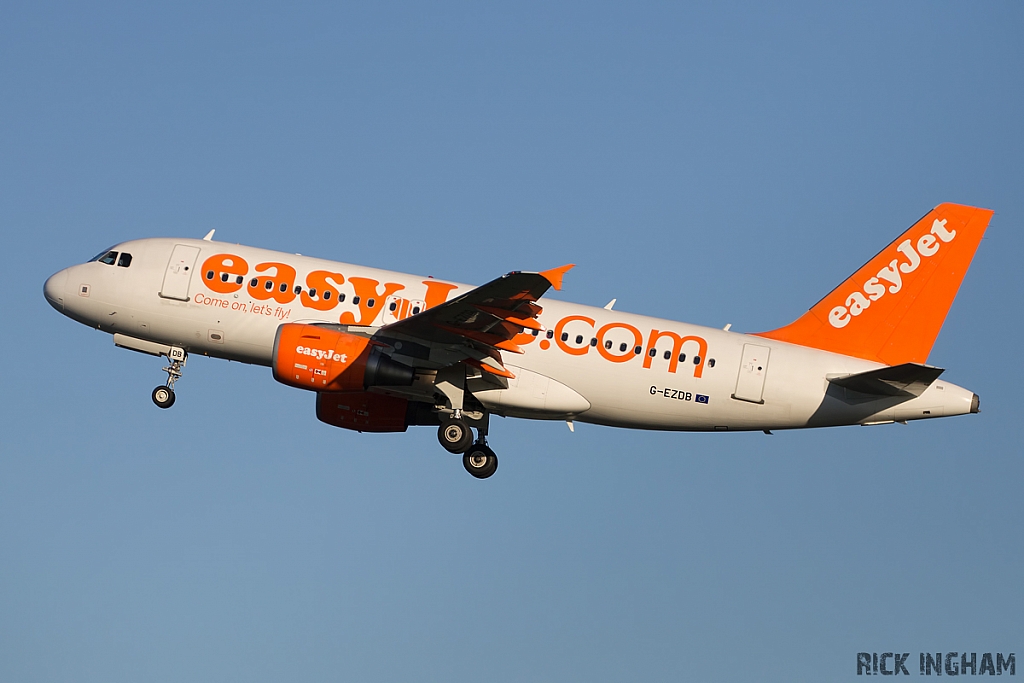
[2,2,1022,681]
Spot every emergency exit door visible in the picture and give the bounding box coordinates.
[732,343,770,404]
[380,295,426,324]
[159,244,201,301]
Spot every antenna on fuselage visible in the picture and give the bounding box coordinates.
[202,229,215,241]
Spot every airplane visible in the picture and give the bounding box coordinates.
[43,203,991,478]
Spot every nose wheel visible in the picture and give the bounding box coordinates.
[152,385,175,408]
[152,348,186,409]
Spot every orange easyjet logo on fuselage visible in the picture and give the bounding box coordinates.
[828,219,958,329]
[199,253,709,378]
[200,253,459,325]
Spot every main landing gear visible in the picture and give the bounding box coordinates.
[152,347,186,409]
[436,413,498,479]
[463,443,498,479]
[438,417,474,453]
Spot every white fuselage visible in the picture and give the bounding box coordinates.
[44,237,978,431]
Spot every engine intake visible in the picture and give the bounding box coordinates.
[272,323,414,392]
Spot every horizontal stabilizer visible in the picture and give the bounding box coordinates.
[827,362,944,397]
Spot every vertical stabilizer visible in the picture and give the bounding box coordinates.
[756,203,992,365]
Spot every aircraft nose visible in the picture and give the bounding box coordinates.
[44,269,68,311]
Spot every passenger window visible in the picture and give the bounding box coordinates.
[634,346,642,354]
[605,340,612,349]
[250,278,258,287]
[663,350,671,360]
[221,273,229,282]
[590,338,598,347]
[117,253,132,267]
[309,288,317,298]
[546,330,554,339]
[678,353,686,363]
[206,270,215,280]
[708,358,716,368]
[412,306,420,314]
[389,302,397,311]
[575,335,583,344]
[693,355,701,364]
[265,281,273,291]
[236,276,244,285]
[533,329,539,336]
[367,298,375,308]
[323,290,331,300]
[561,333,568,342]
[619,343,627,352]
[649,348,657,357]
[294,285,302,295]
[338,293,346,303]
[98,251,118,265]
[279,283,288,293]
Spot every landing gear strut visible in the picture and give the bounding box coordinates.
[152,347,186,409]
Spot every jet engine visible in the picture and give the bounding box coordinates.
[272,323,414,392]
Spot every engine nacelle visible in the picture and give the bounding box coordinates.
[272,323,414,392]
[316,391,409,433]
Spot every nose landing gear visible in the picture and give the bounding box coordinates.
[152,347,186,409]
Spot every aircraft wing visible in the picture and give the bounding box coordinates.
[375,264,573,378]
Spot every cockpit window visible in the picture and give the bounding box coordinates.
[89,248,117,263]
[117,253,132,267]
[98,251,118,265]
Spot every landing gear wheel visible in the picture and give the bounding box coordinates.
[152,385,175,409]
[438,418,473,453]
[463,445,498,479]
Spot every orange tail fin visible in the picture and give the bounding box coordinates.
[756,203,992,365]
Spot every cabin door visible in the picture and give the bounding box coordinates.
[160,244,201,301]
[733,343,770,404]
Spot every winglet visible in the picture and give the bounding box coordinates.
[540,264,575,291]
[202,229,216,241]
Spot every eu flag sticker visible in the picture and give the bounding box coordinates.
[695,394,709,404]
